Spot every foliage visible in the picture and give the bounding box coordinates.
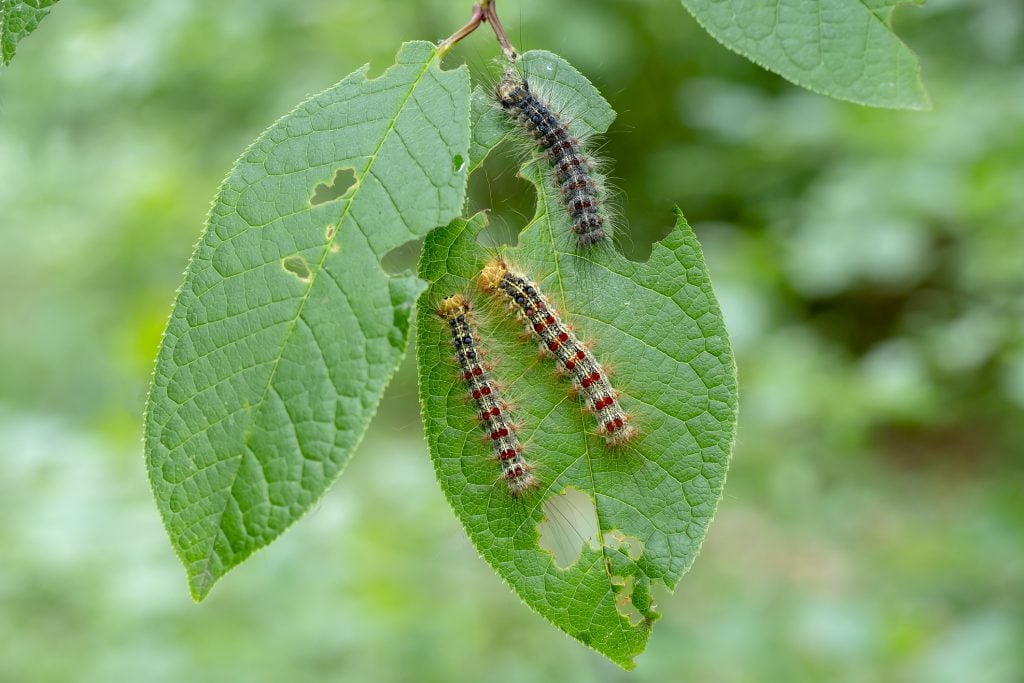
[144,41,470,600]
[1,0,929,111]
[1,0,1022,681]
[419,210,735,666]
[0,0,58,65]
[679,0,930,109]
[141,39,736,665]
[417,51,735,666]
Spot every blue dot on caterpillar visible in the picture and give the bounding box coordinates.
[437,294,538,497]
[478,260,636,447]
[495,66,608,250]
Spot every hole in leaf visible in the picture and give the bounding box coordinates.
[537,486,599,568]
[324,224,341,254]
[282,255,312,282]
[610,575,645,626]
[381,237,424,275]
[605,529,644,561]
[468,147,533,249]
[311,168,356,206]
[452,154,466,173]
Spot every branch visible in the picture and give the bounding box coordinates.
[438,0,518,60]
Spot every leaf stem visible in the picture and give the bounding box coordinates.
[482,0,518,60]
[438,0,518,60]
[438,3,486,57]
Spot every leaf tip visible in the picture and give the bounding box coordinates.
[188,569,217,603]
[907,84,934,112]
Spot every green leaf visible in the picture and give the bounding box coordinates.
[680,0,931,110]
[417,52,737,668]
[144,41,470,601]
[1,0,58,66]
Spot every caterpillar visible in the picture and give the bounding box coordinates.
[495,65,608,250]
[478,260,635,446]
[438,294,538,497]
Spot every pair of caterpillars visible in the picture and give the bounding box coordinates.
[439,261,634,497]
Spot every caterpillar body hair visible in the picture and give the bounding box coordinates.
[495,66,609,250]
[478,260,635,446]
[438,294,538,497]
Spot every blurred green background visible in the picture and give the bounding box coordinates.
[1,0,1021,680]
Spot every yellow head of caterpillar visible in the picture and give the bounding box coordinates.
[495,71,516,101]
[438,293,470,320]
[478,259,510,293]
[495,67,528,110]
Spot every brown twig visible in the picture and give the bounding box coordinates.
[438,3,486,57]
[438,0,518,60]
[483,0,518,60]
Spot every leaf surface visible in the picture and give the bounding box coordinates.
[681,0,930,109]
[417,52,737,668]
[1,0,58,66]
[144,41,470,600]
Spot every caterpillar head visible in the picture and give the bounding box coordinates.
[438,293,471,320]
[495,68,529,109]
[478,259,510,292]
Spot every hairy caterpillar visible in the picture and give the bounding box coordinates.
[438,294,538,496]
[495,65,609,250]
[478,260,635,446]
